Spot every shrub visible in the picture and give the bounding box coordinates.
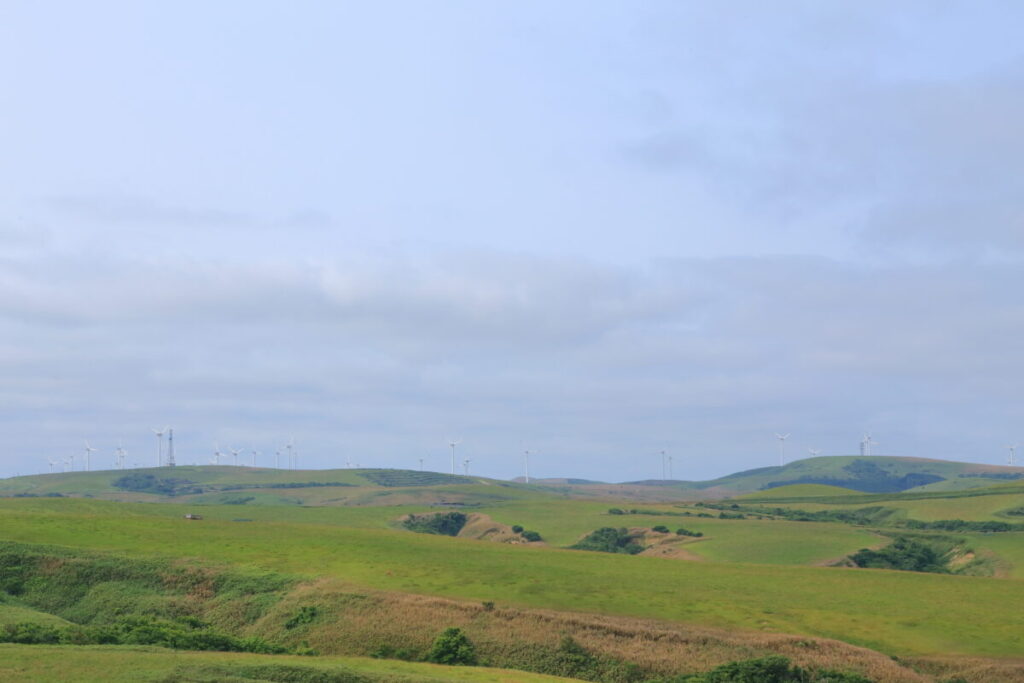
[511,525,524,533]
[569,528,643,555]
[402,512,468,536]
[521,530,542,542]
[284,606,319,629]
[608,508,625,515]
[652,525,670,533]
[676,528,703,537]
[426,627,477,665]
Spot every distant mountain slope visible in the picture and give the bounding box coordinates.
[681,456,1024,495]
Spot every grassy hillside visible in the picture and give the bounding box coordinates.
[0,644,575,682]
[0,498,1021,659]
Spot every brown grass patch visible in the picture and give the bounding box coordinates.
[248,577,933,682]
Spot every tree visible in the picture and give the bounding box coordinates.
[426,627,477,665]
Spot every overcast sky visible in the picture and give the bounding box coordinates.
[2,1,1024,481]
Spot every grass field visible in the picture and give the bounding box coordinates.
[0,498,1021,659]
[0,644,573,682]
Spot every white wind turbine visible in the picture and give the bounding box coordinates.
[667,453,673,480]
[523,449,533,484]
[1007,445,1018,466]
[251,450,259,467]
[418,457,424,471]
[775,433,789,466]
[152,427,166,467]
[83,441,97,472]
[212,443,223,465]
[660,450,667,480]
[275,449,282,469]
[115,443,127,470]
[47,458,57,473]
[286,438,295,469]
[808,448,822,458]
[447,438,462,476]
[463,458,472,476]
[230,448,242,466]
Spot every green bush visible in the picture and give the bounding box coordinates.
[521,530,542,542]
[657,655,872,682]
[569,528,643,555]
[284,606,320,629]
[426,627,477,665]
[676,528,703,537]
[402,512,468,536]
[849,537,950,573]
[652,525,669,533]
[608,508,625,515]
[511,525,524,533]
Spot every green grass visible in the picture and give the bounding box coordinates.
[0,498,1022,658]
[0,604,74,627]
[0,644,574,682]
[735,484,862,499]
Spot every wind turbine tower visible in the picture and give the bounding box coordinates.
[230,448,241,466]
[448,439,461,476]
[775,433,789,466]
[667,454,673,480]
[152,428,165,467]
[660,450,667,480]
[418,457,424,471]
[166,429,175,466]
[1008,445,1018,467]
[251,450,259,467]
[524,449,531,484]
[463,458,471,476]
[84,441,97,472]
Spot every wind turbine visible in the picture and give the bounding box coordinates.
[808,448,822,458]
[463,458,471,476]
[46,458,57,473]
[230,448,241,466]
[667,453,673,480]
[63,456,73,472]
[115,444,127,470]
[152,428,166,467]
[83,441,97,472]
[286,438,295,469]
[1007,445,1018,467]
[418,457,424,471]
[212,443,223,465]
[660,450,667,480]
[447,438,462,476]
[523,449,532,484]
[775,433,789,466]
[251,450,259,467]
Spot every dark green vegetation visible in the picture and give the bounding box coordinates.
[762,460,944,494]
[113,472,204,496]
[360,470,470,487]
[569,527,644,554]
[401,511,469,536]
[675,528,703,537]
[425,627,477,666]
[848,537,952,574]
[658,655,871,683]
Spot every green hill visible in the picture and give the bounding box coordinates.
[657,456,1024,496]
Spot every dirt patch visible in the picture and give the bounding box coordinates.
[458,513,540,545]
[633,528,707,561]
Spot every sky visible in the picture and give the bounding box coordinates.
[2,1,1024,481]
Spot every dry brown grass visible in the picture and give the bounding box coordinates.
[906,655,1024,683]
[246,577,944,681]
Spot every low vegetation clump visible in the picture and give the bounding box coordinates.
[848,536,951,573]
[653,655,871,682]
[675,528,703,537]
[651,525,670,533]
[360,470,469,487]
[0,616,293,654]
[569,528,644,555]
[425,626,477,665]
[401,511,468,536]
[112,473,203,496]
